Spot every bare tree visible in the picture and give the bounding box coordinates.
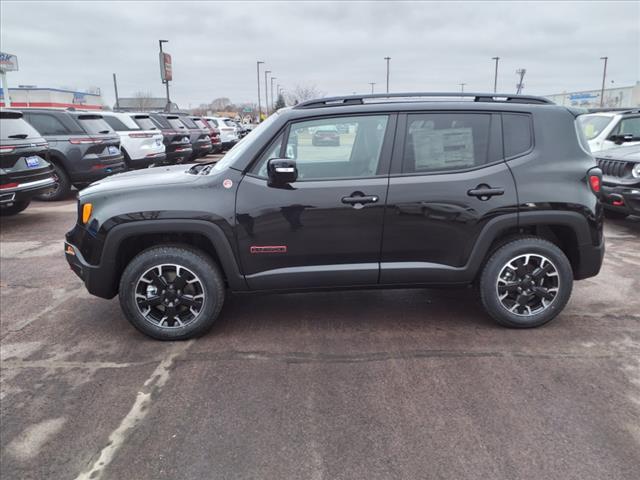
[133,91,154,111]
[210,97,232,111]
[285,84,324,105]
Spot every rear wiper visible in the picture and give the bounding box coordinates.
[8,133,28,139]
[98,130,110,134]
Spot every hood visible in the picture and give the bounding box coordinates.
[596,145,640,162]
[81,164,200,197]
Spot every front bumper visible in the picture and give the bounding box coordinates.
[601,183,640,216]
[64,239,117,299]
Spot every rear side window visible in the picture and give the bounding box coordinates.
[103,116,132,131]
[502,113,533,158]
[26,113,71,136]
[76,117,114,135]
[403,113,492,173]
[1,116,43,139]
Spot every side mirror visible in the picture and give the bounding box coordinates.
[267,158,298,186]
[609,133,634,145]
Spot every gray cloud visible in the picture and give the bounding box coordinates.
[1,0,638,108]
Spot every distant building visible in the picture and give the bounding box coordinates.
[0,86,105,110]
[116,98,178,112]
[546,82,640,109]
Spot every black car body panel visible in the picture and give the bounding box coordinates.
[148,114,193,164]
[65,94,604,300]
[595,145,640,216]
[22,109,125,186]
[175,115,212,158]
[0,109,55,205]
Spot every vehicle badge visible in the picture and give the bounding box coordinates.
[223,179,233,189]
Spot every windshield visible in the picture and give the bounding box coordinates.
[212,112,280,173]
[578,115,614,140]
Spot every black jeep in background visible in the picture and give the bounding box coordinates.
[65,93,604,340]
[22,109,125,200]
[147,113,194,164]
[595,144,640,219]
[0,109,55,216]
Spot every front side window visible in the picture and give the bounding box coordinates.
[403,113,491,173]
[26,113,70,136]
[614,116,640,139]
[280,115,389,180]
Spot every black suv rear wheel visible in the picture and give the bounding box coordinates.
[119,245,225,340]
[35,163,71,201]
[480,237,573,328]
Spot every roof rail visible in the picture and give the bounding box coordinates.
[294,92,554,109]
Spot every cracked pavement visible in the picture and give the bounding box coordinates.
[1,198,639,480]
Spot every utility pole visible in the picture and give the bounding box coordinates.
[256,61,264,122]
[159,40,171,111]
[459,82,466,93]
[384,56,391,94]
[599,56,608,107]
[369,82,376,94]
[112,73,120,110]
[492,56,500,93]
[516,69,526,94]
[264,70,271,116]
[270,76,277,111]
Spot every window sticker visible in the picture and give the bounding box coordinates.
[412,127,475,169]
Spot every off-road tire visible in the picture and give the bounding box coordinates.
[35,163,71,201]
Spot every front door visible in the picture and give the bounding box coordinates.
[235,114,396,290]
[380,111,519,284]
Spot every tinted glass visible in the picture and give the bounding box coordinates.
[180,117,198,129]
[76,118,114,135]
[193,119,208,129]
[403,113,491,173]
[150,115,171,129]
[1,117,43,140]
[616,117,640,138]
[134,117,157,130]
[283,115,389,180]
[167,118,187,130]
[578,114,613,140]
[207,118,219,127]
[26,113,70,136]
[103,116,131,131]
[503,113,532,158]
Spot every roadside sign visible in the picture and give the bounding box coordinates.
[0,52,18,72]
[159,52,172,82]
[242,106,253,113]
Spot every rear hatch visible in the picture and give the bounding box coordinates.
[1,110,50,170]
[162,116,193,151]
[73,114,122,159]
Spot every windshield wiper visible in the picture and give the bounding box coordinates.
[98,130,110,134]
[8,134,28,139]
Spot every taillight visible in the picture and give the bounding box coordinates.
[128,132,154,138]
[0,145,16,153]
[69,138,103,145]
[0,182,19,190]
[588,167,602,195]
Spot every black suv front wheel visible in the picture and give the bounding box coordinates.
[480,237,573,328]
[119,246,225,340]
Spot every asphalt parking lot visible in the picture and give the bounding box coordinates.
[1,195,639,480]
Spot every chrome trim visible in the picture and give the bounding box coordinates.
[1,176,55,194]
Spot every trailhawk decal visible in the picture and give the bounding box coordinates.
[250,245,288,254]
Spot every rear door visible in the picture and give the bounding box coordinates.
[380,111,519,284]
[235,113,396,290]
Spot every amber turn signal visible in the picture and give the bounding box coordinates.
[82,203,93,224]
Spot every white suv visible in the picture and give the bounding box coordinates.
[204,117,238,150]
[101,112,165,168]
[578,110,640,153]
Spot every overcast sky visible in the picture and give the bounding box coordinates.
[1,1,638,108]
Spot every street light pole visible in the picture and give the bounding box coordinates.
[384,56,391,94]
[492,56,500,93]
[113,73,120,110]
[256,61,264,122]
[369,82,376,94]
[264,70,271,116]
[270,76,277,111]
[599,56,608,108]
[459,82,466,93]
[159,40,170,111]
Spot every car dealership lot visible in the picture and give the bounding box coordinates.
[1,200,639,479]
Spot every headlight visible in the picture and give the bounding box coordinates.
[632,163,640,178]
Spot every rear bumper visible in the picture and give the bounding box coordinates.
[130,152,167,168]
[0,176,56,204]
[73,156,126,185]
[601,183,640,216]
[166,148,193,164]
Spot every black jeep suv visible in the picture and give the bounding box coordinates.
[65,93,604,340]
[23,109,125,200]
[595,144,640,219]
[1,109,55,216]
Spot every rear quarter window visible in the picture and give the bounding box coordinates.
[502,113,533,158]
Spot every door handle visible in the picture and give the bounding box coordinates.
[467,185,504,200]
[342,194,379,205]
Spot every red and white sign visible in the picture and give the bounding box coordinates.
[160,52,172,82]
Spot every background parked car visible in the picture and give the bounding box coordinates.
[147,113,193,164]
[0,109,55,216]
[191,116,222,154]
[595,144,640,219]
[578,109,640,152]
[174,114,212,159]
[101,112,165,168]
[205,117,239,150]
[311,124,341,146]
[22,109,125,200]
